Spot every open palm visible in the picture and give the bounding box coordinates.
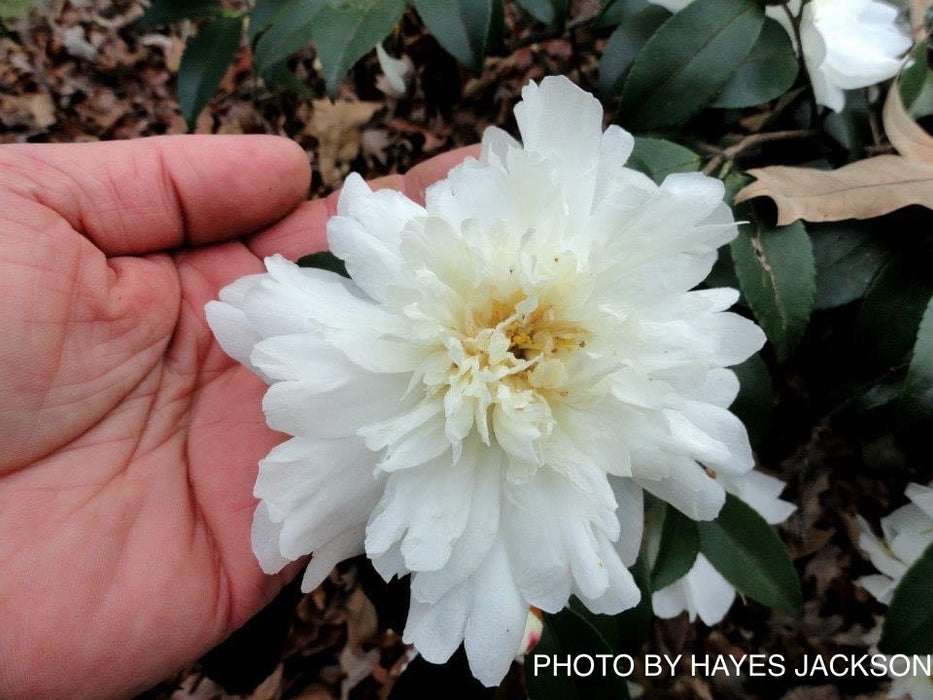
[0,136,470,699]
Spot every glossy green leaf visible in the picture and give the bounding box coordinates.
[598,5,668,99]
[413,0,502,74]
[857,257,933,367]
[525,608,631,700]
[594,0,649,29]
[248,0,289,45]
[899,294,933,424]
[177,15,243,130]
[138,0,223,26]
[612,555,654,654]
[618,0,764,130]
[731,207,815,361]
[811,221,890,310]
[312,0,407,97]
[651,504,700,591]
[900,42,928,109]
[252,0,325,78]
[698,494,802,616]
[626,136,700,184]
[712,17,797,108]
[880,541,933,654]
[731,352,773,446]
[296,250,350,278]
[516,0,567,28]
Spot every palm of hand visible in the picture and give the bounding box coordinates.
[0,136,470,698]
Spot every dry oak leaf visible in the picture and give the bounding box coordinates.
[883,76,933,162]
[308,99,381,188]
[735,83,933,225]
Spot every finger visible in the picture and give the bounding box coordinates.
[246,145,479,260]
[0,135,311,256]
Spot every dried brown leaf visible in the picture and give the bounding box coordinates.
[883,78,933,162]
[309,99,381,188]
[734,155,933,224]
[910,0,932,40]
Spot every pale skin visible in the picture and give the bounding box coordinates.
[0,135,474,699]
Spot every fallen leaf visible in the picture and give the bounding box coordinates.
[909,0,932,40]
[883,78,933,162]
[735,155,933,224]
[737,82,933,223]
[309,99,381,188]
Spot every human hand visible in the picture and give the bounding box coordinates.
[0,135,473,699]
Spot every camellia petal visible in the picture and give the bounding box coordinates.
[206,75,771,686]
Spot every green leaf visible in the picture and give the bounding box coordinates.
[617,0,764,130]
[698,494,802,616]
[248,0,289,45]
[730,207,815,361]
[651,504,700,591]
[880,541,933,654]
[296,250,350,277]
[811,221,890,310]
[525,608,631,700]
[177,15,243,130]
[516,0,567,28]
[594,0,650,29]
[413,0,502,74]
[711,17,797,109]
[899,294,933,424]
[138,0,223,26]
[857,256,933,367]
[626,136,700,184]
[599,5,669,100]
[313,0,407,96]
[900,42,928,109]
[252,0,325,77]
[612,554,654,654]
[731,352,773,447]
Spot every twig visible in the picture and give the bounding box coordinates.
[781,0,819,126]
[701,128,820,175]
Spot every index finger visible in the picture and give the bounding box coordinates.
[245,145,479,260]
[0,135,311,256]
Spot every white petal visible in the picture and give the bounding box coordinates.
[514,76,604,178]
[410,443,503,603]
[574,536,641,615]
[261,373,409,438]
[300,526,365,592]
[404,583,471,664]
[375,42,409,94]
[690,554,737,625]
[251,501,291,574]
[719,470,795,524]
[256,437,384,559]
[635,454,726,521]
[611,477,644,567]
[681,401,755,475]
[366,452,474,572]
[463,541,528,687]
[205,300,263,373]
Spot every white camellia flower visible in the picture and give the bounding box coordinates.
[652,471,795,624]
[206,75,765,686]
[858,481,933,604]
[858,483,933,700]
[771,0,911,112]
[646,0,911,112]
